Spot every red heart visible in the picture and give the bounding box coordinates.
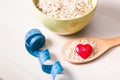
[75,44,93,59]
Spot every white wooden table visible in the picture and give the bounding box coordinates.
[0,0,120,80]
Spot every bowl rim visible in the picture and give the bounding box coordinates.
[32,0,98,21]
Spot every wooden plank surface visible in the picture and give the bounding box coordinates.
[0,0,120,80]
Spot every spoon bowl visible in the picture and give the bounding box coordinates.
[62,36,120,64]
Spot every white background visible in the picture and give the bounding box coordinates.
[0,0,120,80]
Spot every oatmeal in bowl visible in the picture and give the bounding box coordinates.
[32,0,97,35]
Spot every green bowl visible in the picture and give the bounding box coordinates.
[32,0,98,35]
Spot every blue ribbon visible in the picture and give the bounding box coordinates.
[25,29,64,80]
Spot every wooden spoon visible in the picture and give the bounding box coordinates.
[62,36,120,64]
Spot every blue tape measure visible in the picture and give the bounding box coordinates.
[25,29,64,80]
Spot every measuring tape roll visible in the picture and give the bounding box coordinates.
[25,29,64,80]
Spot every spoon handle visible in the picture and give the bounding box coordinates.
[104,36,120,48]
